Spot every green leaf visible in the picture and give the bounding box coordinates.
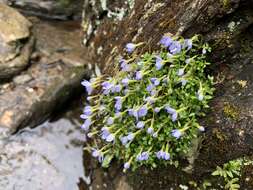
[102,154,114,168]
[227,171,234,178]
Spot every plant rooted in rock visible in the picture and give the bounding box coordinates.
[81,34,214,171]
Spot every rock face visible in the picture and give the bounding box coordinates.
[0,3,33,79]
[0,18,92,137]
[81,0,253,189]
[3,0,83,20]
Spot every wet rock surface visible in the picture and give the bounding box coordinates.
[0,104,88,190]
[0,3,33,79]
[0,15,91,137]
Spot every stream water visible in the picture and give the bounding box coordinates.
[0,103,90,190]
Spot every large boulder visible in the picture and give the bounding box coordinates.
[81,0,253,189]
[0,3,33,79]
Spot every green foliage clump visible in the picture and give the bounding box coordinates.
[81,34,214,171]
[212,158,253,190]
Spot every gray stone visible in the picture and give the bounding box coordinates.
[0,3,33,79]
[13,74,32,85]
[7,0,83,20]
[0,19,92,137]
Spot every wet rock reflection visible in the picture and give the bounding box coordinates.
[0,116,88,190]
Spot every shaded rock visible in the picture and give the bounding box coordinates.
[0,3,33,79]
[6,0,83,20]
[0,19,92,137]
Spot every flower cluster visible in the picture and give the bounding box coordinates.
[81,35,214,171]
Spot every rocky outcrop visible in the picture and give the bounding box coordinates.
[0,3,33,79]
[0,16,92,137]
[80,0,253,189]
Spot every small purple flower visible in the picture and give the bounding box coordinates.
[124,162,130,170]
[159,36,173,48]
[106,133,115,142]
[137,152,149,161]
[80,114,89,120]
[112,84,122,93]
[125,43,136,53]
[120,136,129,145]
[115,96,122,111]
[152,132,158,138]
[150,78,160,86]
[107,117,114,125]
[83,106,92,116]
[164,152,170,160]
[86,96,92,102]
[92,149,100,158]
[169,41,182,54]
[81,118,92,131]
[156,150,170,160]
[102,81,112,89]
[136,154,142,161]
[146,84,154,92]
[127,133,135,141]
[102,81,113,95]
[183,39,192,50]
[120,59,131,72]
[122,78,130,86]
[177,68,184,76]
[128,108,138,120]
[138,105,148,118]
[101,127,110,140]
[128,108,133,115]
[165,105,176,114]
[155,55,163,70]
[150,89,157,96]
[92,148,104,162]
[156,150,165,159]
[154,107,160,113]
[135,71,143,80]
[115,102,122,111]
[181,79,188,86]
[81,80,93,95]
[171,112,178,122]
[147,127,154,134]
[120,58,126,67]
[171,129,182,139]
[136,121,145,129]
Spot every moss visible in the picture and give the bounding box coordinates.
[212,128,227,142]
[223,102,240,121]
[222,0,230,8]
